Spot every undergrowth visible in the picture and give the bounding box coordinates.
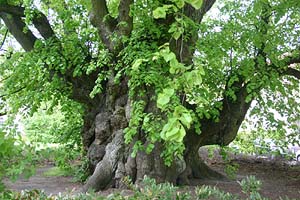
[0,176,296,200]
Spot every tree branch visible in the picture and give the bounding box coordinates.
[184,0,216,23]
[90,0,117,51]
[0,86,26,98]
[32,11,56,40]
[0,13,36,51]
[0,29,8,50]
[0,4,57,52]
[117,0,133,36]
[283,67,300,80]
[0,112,6,117]
[0,4,24,16]
[0,3,56,41]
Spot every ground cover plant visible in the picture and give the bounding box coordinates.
[0,176,295,200]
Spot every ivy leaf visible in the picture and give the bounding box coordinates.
[165,126,180,138]
[180,112,193,128]
[175,125,186,142]
[153,7,167,19]
[168,22,184,40]
[172,0,185,8]
[157,88,175,108]
[132,59,146,70]
[192,70,202,86]
[198,65,205,75]
[185,0,203,10]
[162,52,176,62]
[160,117,177,139]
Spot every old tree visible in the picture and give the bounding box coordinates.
[1,0,300,191]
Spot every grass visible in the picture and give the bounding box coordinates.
[42,167,72,177]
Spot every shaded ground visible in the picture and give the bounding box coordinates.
[197,149,300,200]
[4,165,82,195]
[4,154,300,199]
[193,159,300,199]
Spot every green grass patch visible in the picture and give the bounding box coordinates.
[42,167,72,177]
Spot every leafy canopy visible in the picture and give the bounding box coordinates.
[0,0,299,166]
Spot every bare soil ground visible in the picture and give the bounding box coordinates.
[196,159,300,199]
[4,165,82,195]
[4,154,300,199]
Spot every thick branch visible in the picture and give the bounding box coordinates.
[284,67,300,80]
[287,57,300,65]
[171,0,216,64]
[32,11,56,40]
[90,0,117,51]
[0,13,36,51]
[0,4,24,16]
[117,0,133,36]
[184,0,216,23]
[0,4,56,49]
[0,86,26,98]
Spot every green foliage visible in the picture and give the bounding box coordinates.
[42,167,73,177]
[1,0,300,169]
[0,128,35,192]
[196,185,239,200]
[22,103,83,148]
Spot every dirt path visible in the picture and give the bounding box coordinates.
[195,160,300,199]
[4,165,82,195]
[3,158,300,199]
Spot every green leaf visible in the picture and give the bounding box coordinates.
[163,52,176,63]
[157,88,175,108]
[192,70,202,86]
[164,88,175,96]
[170,59,179,74]
[198,66,205,75]
[153,7,167,19]
[180,112,193,128]
[132,59,144,70]
[165,126,180,138]
[175,125,186,142]
[157,94,171,108]
[185,0,203,10]
[146,143,155,154]
[160,118,177,139]
[172,0,185,8]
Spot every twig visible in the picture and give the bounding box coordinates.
[0,29,8,50]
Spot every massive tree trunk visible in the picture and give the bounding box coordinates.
[81,76,251,191]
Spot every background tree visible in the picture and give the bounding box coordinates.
[0,0,299,192]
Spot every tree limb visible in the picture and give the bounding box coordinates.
[90,0,117,51]
[184,0,216,23]
[283,67,300,80]
[117,0,133,36]
[0,29,8,50]
[32,11,56,40]
[0,3,56,41]
[0,4,24,16]
[0,13,36,51]
[0,86,26,98]
[0,112,6,117]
